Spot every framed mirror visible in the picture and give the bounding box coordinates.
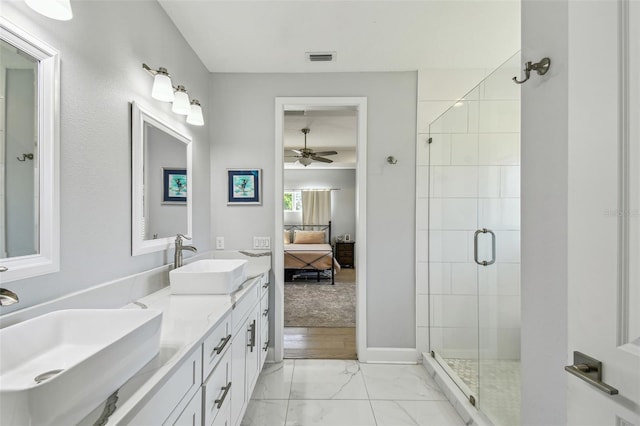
[131,102,192,256]
[0,17,60,282]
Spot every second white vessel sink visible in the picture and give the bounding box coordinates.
[170,259,249,294]
[0,309,162,426]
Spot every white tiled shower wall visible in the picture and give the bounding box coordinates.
[416,62,521,360]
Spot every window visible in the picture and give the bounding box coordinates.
[284,191,302,212]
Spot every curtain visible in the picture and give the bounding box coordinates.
[302,190,331,225]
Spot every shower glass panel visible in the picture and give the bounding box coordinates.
[428,52,521,426]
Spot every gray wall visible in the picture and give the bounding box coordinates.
[5,69,36,257]
[0,1,211,313]
[521,0,568,424]
[284,169,356,241]
[209,72,417,348]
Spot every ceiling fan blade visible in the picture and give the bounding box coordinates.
[312,151,338,156]
[311,156,333,163]
[290,149,303,155]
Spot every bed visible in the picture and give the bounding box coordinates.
[284,222,340,285]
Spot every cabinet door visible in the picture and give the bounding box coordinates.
[245,305,260,396]
[230,330,246,426]
[171,388,202,426]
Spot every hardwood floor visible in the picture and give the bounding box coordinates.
[284,327,356,360]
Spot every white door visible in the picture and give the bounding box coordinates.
[567,0,640,424]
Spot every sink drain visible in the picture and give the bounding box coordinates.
[34,369,64,384]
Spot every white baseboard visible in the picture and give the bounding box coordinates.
[359,347,419,363]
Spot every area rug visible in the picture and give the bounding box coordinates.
[284,269,356,327]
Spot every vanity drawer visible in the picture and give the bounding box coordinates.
[231,279,260,334]
[260,292,269,326]
[131,346,202,425]
[260,272,270,299]
[202,315,231,379]
[202,349,231,426]
[260,318,270,365]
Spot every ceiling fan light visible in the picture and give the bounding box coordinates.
[151,70,174,102]
[298,157,312,167]
[187,100,204,126]
[25,0,73,20]
[172,85,191,115]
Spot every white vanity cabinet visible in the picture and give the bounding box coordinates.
[229,272,270,426]
[119,272,270,426]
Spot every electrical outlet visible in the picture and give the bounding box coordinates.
[216,237,224,250]
[253,237,271,249]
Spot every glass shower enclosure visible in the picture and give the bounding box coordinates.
[428,53,521,426]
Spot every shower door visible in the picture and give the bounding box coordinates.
[428,53,521,426]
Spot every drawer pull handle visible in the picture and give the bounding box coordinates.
[247,320,256,352]
[263,308,269,317]
[263,340,270,352]
[212,334,232,356]
[262,281,270,289]
[214,382,232,410]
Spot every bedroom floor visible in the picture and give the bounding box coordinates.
[284,327,356,359]
[284,268,356,359]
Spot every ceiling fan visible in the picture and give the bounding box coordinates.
[286,128,338,166]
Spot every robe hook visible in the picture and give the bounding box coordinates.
[513,57,551,84]
[17,153,34,162]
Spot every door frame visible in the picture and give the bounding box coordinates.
[273,96,367,362]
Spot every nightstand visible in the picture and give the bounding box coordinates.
[335,241,355,268]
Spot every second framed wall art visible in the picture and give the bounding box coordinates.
[227,169,261,205]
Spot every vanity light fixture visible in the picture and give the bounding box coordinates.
[186,100,204,126]
[142,64,175,102]
[171,85,191,115]
[25,0,73,21]
[142,63,204,126]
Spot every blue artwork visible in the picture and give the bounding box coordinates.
[228,169,261,205]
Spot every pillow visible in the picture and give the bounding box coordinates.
[293,230,326,244]
[284,230,291,244]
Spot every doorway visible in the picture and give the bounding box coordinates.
[274,97,367,362]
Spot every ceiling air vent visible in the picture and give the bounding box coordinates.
[306,52,336,63]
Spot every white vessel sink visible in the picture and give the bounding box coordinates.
[170,259,249,294]
[0,309,162,426]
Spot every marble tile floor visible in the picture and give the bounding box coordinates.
[242,360,466,426]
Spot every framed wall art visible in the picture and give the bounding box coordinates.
[228,169,261,205]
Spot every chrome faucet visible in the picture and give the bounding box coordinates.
[0,266,18,306]
[174,234,197,269]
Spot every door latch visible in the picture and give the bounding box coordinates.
[564,351,619,395]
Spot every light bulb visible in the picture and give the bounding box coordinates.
[172,85,191,115]
[187,100,204,126]
[151,69,174,102]
[25,0,73,20]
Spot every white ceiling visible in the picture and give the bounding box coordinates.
[157,0,520,169]
[158,0,520,73]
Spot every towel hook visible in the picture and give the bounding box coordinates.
[513,57,551,84]
[17,153,34,162]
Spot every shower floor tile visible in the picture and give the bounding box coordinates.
[445,358,521,426]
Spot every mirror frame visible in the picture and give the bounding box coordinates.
[131,101,192,256]
[0,17,60,283]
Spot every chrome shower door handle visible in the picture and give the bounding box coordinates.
[474,228,496,266]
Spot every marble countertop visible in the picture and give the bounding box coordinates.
[79,259,271,425]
